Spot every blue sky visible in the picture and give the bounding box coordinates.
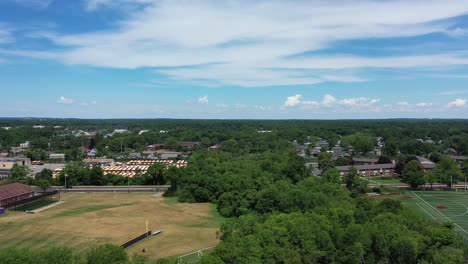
[1,0,468,119]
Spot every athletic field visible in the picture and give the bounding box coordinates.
[0,193,223,260]
[401,191,468,240]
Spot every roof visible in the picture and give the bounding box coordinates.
[352,157,379,163]
[448,155,467,161]
[0,183,35,201]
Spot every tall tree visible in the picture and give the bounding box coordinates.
[432,157,463,189]
[401,160,425,189]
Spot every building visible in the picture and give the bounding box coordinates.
[448,155,467,164]
[177,141,200,149]
[83,158,114,167]
[159,151,182,159]
[353,157,379,165]
[0,157,32,179]
[337,164,395,177]
[19,141,31,148]
[0,183,35,208]
[416,156,436,172]
[146,144,165,151]
[208,144,222,151]
[49,153,65,160]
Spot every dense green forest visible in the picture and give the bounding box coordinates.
[1,119,467,158]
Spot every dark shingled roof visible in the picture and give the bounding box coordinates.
[0,183,34,201]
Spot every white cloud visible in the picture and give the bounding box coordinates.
[5,0,468,86]
[322,94,337,106]
[448,98,467,107]
[287,94,381,109]
[415,102,433,107]
[198,95,209,104]
[57,96,74,104]
[438,90,467,96]
[283,94,303,107]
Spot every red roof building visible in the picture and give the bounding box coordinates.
[0,183,35,207]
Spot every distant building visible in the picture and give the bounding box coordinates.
[208,144,222,151]
[447,155,467,164]
[337,164,395,177]
[129,152,142,159]
[0,183,35,208]
[315,138,329,148]
[177,141,200,149]
[87,148,98,158]
[138,130,150,135]
[0,157,32,179]
[33,125,45,129]
[49,153,65,160]
[19,141,31,149]
[83,158,114,167]
[416,156,436,172]
[146,144,165,151]
[159,152,182,159]
[353,157,379,165]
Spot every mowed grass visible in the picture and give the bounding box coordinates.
[0,193,223,260]
[397,191,468,240]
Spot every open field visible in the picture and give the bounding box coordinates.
[0,193,223,260]
[397,191,468,240]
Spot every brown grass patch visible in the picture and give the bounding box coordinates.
[0,193,221,260]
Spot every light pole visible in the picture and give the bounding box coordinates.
[64,173,68,192]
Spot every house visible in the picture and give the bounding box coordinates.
[208,144,222,151]
[416,156,436,172]
[444,148,457,155]
[331,146,345,157]
[49,153,65,160]
[19,141,31,148]
[87,148,98,157]
[448,155,467,164]
[146,144,165,151]
[315,138,329,148]
[177,141,201,149]
[0,183,35,208]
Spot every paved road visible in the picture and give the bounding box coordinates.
[50,185,170,193]
[367,183,468,189]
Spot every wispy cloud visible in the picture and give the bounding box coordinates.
[438,90,468,96]
[5,0,468,87]
[57,96,74,104]
[198,95,208,104]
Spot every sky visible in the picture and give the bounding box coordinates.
[0,0,468,119]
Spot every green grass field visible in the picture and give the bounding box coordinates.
[399,191,468,240]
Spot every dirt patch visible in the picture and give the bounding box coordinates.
[403,196,413,199]
[436,205,448,210]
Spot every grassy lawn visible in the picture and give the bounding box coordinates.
[362,177,402,184]
[396,191,468,240]
[0,193,223,260]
